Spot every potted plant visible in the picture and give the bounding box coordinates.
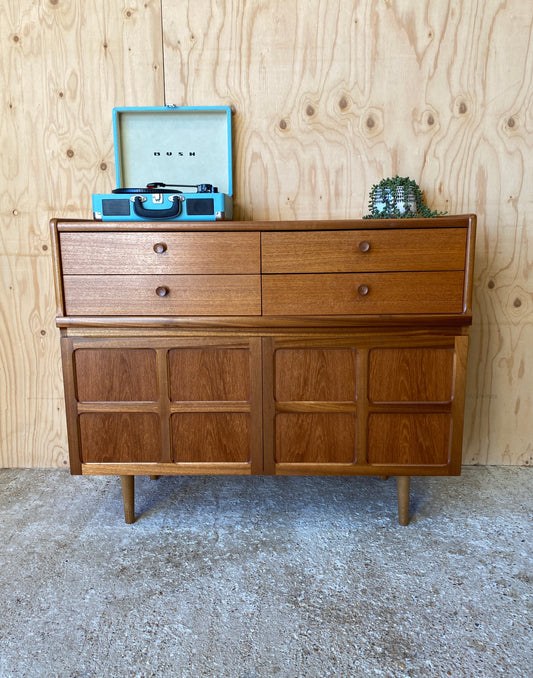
[364,175,446,219]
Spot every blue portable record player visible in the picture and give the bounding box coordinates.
[92,106,233,221]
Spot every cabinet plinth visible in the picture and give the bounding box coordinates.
[52,216,476,524]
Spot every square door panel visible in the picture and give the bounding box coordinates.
[169,348,250,401]
[275,413,356,463]
[368,348,454,402]
[275,348,356,401]
[74,349,158,402]
[171,413,250,463]
[367,413,451,465]
[79,413,162,463]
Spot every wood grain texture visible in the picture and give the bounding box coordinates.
[368,348,455,403]
[262,271,465,315]
[262,228,468,273]
[275,413,357,464]
[79,412,162,463]
[275,348,357,402]
[1,1,532,466]
[60,231,261,274]
[0,0,164,467]
[74,348,158,402]
[367,413,451,466]
[169,347,250,401]
[171,412,251,463]
[63,274,262,316]
[161,0,533,466]
[0,254,67,467]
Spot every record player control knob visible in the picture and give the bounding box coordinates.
[153,242,167,254]
[358,241,370,253]
[155,286,170,297]
[358,284,370,296]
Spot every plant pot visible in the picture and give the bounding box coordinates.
[372,187,417,216]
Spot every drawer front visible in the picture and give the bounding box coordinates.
[60,232,260,274]
[261,228,467,273]
[262,271,465,315]
[63,275,261,316]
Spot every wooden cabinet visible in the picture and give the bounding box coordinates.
[51,216,476,524]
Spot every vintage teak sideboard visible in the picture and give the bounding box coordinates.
[51,215,476,524]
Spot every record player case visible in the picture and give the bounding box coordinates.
[92,106,233,222]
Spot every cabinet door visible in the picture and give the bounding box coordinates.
[366,340,468,472]
[263,338,358,474]
[61,337,263,474]
[263,335,468,476]
[168,341,262,471]
[69,345,162,466]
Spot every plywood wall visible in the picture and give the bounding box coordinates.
[0,0,165,467]
[1,0,531,467]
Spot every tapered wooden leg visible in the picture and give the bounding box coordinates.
[120,475,135,524]
[379,475,389,481]
[396,476,410,526]
[149,475,160,480]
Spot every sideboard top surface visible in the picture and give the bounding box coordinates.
[52,215,476,232]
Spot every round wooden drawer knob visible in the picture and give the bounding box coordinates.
[155,286,170,297]
[358,241,371,253]
[358,284,369,296]
[153,242,167,254]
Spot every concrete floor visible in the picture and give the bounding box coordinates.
[0,467,531,678]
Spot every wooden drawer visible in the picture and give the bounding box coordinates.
[261,228,467,273]
[60,231,260,274]
[63,274,261,316]
[262,271,465,315]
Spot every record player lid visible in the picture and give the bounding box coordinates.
[112,106,232,195]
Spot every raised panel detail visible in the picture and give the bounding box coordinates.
[169,348,250,401]
[368,348,454,402]
[275,348,356,401]
[74,349,158,402]
[79,413,162,463]
[367,414,451,465]
[275,413,356,463]
[171,413,250,463]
